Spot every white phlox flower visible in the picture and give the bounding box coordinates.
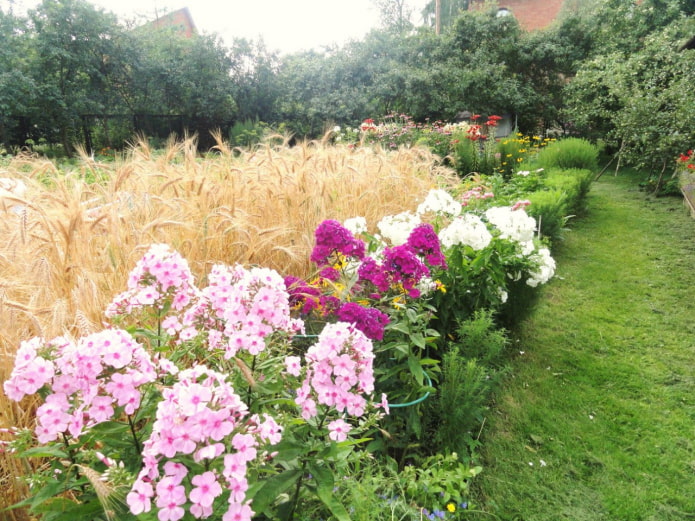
[526,247,556,287]
[416,189,462,217]
[343,216,368,235]
[377,211,421,246]
[485,206,537,244]
[438,213,492,250]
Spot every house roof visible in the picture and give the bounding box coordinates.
[149,7,197,38]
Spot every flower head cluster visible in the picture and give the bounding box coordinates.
[416,189,462,217]
[4,329,157,443]
[438,214,492,251]
[678,149,694,170]
[177,264,303,358]
[377,212,421,246]
[407,224,447,269]
[128,365,282,521]
[460,186,495,206]
[293,323,376,432]
[526,248,556,287]
[310,219,366,268]
[336,302,390,341]
[485,206,537,245]
[106,244,198,317]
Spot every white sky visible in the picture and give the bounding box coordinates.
[3,0,431,55]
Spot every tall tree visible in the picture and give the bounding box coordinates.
[0,7,36,148]
[28,0,125,154]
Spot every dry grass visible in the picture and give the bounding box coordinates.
[0,134,458,516]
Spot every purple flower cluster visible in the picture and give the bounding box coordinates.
[407,224,448,270]
[129,365,282,521]
[3,329,157,443]
[310,220,366,267]
[336,302,390,341]
[284,275,322,315]
[359,245,430,299]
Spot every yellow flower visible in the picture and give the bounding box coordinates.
[447,503,456,513]
[435,280,447,293]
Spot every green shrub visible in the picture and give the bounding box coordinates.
[536,137,599,171]
[451,133,498,177]
[228,119,270,148]
[544,168,594,214]
[526,189,568,242]
[429,311,509,456]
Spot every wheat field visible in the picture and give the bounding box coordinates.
[0,134,459,518]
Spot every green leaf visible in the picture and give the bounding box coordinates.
[19,445,69,459]
[248,469,303,515]
[308,464,351,521]
[408,356,425,385]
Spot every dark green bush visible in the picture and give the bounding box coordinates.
[544,168,594,214]
[526,189,568,242]
[536,138,599,171]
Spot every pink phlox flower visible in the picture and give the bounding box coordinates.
[327,418,351,442]
[377,393,390,415]
[163,461,189,482]
[284,356,302,377]
[207,408,235,441]
[155,476,187,506]
[227,476,249,503]
[223,452,248,482]
[231,433,257,463]
[127,479,154,515]
[87,395,115,424]
[194,442,225,462]
[223,501,254,521]
[253,413,283,445]
[105,371,138,408]
[177,382,213,416]
[189,471,223,509]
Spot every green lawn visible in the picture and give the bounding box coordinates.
[474,170,695,520]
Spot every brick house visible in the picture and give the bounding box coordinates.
[149,7,197,38]
[474,0,565,31]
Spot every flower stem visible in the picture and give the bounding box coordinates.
[287,459,307,521]
[128,415,142,454]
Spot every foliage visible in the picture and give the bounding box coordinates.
[536,137,598,171]
[429,310,509,456]
[563,15,695,188]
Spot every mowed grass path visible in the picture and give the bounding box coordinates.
[476,171,695,520]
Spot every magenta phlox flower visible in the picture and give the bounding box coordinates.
[284,276,321,315]
[310,220,366,267]
[106,244,199,318]
[336,302,390,341]
[407,223,448,270]
[383,245,430,297]
[357,257,390,295]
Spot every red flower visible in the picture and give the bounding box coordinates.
[470,114,481,121]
